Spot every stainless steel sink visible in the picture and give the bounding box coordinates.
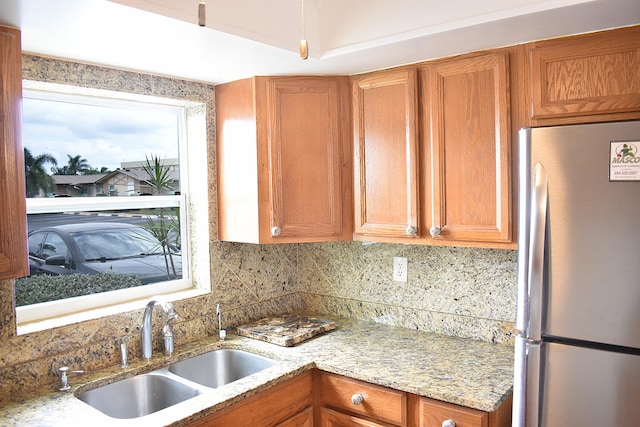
[77,373,201,419]
[168,348,276,388]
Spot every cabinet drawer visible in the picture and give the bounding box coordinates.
[320,372,407,426]
[416,397,488,427]
[320,407,392,427]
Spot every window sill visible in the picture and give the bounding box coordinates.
[16,287,209,335]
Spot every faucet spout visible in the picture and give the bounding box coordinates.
[140,298,178,360]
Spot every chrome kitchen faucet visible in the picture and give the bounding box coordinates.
[140,298,178,360]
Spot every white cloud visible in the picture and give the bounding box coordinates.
[22,97,179,172]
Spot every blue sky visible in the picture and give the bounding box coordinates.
[22,97,179,173]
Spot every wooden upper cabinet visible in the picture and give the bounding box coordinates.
[527,25,640,124]
[216,76,352,244]
[0,26,28,280]
[420,51,512,246]
[352,68,420,241]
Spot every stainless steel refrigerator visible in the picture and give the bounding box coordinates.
[513,120,640,427]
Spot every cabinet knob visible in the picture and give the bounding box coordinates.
[271,226,281,237]
[406,225,417,236]
[442,420,456,427]
[351,393,365,405]
[429,226,441,238]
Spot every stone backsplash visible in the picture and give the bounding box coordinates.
[0,54,516,399]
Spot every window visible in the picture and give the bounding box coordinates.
[16,81,210,328]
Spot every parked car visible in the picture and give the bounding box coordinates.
[27,222,181,284]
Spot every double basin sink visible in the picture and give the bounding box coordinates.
[76,348,276,420]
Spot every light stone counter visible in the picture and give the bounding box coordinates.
[0,316,514,426]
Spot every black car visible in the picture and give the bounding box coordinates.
[27,222,181,284]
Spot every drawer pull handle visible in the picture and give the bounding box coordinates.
[442,420,456,427]
[351,393,365,405]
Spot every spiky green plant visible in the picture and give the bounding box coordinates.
[141,154,174,195]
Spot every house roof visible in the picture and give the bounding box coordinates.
[51,174,108,185]
[96,168,179,184]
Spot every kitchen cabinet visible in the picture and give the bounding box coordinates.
[352,51,514,248]
[526,25,640,125]
[318,371,408,426]
[419,51,513,246]
[186,370,313,426]
[318,371,511,427]
[216,76,352,244]
[351,68,420,240]
[411,394,513,427]
[0,26,28,281]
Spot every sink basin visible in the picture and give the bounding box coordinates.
[169,348,276,388]
[77,373,201,419]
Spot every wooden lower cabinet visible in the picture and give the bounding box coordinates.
[186,370,511,427]
[186,371,313,427]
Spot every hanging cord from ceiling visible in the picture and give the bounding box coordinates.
[300,0,308,59]
[198,0,206,27]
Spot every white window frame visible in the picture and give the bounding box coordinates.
[17,82,210,333]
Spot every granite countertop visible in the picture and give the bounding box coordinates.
[0,316,514,426]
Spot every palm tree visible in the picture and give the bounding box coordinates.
[53,154,92,175]
[24,148,57,198]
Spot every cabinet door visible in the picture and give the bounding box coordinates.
[420,52,512,244]
[0,26,28,280]
[187,371,313,426]
[352,69,419,240]
[276,406,313,427]
[320,407,391,427]
[261,77,352,242]
[528,25,640,124]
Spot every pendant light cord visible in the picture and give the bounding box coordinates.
[300,0,308,59]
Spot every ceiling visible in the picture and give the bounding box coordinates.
[1,0,638,84]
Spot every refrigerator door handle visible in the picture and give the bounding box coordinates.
[527,163,548,341]
[513,337,542,427]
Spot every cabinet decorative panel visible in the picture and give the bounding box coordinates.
[528,25,640,122]
[0,26,28,280]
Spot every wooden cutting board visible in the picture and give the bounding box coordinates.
[236,315,336,347]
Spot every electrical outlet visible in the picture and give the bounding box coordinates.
[393,257,408,282]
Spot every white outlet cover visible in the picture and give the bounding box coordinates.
[393,256,408,282]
